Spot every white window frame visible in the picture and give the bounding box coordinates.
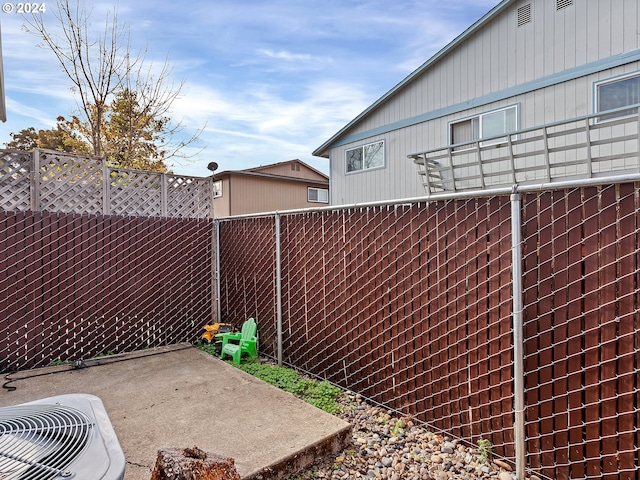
[594,71,640,122]
[345,140,385,174]
[212,180,222,198]
[448,104,519,149]
[308,187,329,203]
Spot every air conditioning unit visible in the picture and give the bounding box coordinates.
[0,394,125,480]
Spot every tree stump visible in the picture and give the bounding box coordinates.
[149,446,241,480]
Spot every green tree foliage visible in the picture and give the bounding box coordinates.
[103,89,169,172]
[6,117,91,154]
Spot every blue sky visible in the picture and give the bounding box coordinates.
[0,0,500,177]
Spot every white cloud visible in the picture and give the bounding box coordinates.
[0,0,503,176]
[259,50,313,62]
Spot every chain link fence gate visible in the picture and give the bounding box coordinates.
[217,179,640,480]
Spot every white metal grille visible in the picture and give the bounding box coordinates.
[0,404,93,479]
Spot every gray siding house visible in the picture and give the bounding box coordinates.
[314,0,640,205]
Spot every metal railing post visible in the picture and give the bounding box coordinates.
[275,213,283,366]
[510,188,526,479]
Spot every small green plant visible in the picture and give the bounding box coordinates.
[477,438,492,464]
[198,343,219,357]
[48,358,69,366]
[390,419,406,437]
[93,351,115,358]
[234,362,343,415]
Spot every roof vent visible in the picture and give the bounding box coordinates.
[517,4,532,27]
[0,394,125,480]
[556,0,573,10]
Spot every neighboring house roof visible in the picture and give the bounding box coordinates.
[312,0,513,158]
[215,159,329,185]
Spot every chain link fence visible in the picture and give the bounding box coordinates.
[0,149,216,372]
[2,145,639,479]
[218,181,640,480]
[0,211,214,372]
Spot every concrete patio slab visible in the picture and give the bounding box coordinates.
[0,344,351,480]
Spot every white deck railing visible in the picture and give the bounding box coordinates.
[408,104,640,195]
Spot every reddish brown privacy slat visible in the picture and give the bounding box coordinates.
[615,184,637,479]
[0,210,213,371]
[581,188,601,479]
[598,186,618,478]
[551,190,569,473]
[565,189,585,479]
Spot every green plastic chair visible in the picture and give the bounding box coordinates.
[219,318,258,364]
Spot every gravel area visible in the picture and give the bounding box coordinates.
[288,391,542,480]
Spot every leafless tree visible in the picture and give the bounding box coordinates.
[23,0,203,165]
[23,0,127,156]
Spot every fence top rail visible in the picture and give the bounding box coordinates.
[215,172,640,222]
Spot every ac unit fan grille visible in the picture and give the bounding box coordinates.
[0,404,93,480]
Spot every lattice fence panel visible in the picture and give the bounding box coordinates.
[38,151,103,214]
[0,149,213,219]
[167,176,213,219]
[521,183,640,480]
[0,150,31,212]
[0,211,215,371]
[109,169,163,217]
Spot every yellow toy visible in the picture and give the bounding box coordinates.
[201,322,237,344]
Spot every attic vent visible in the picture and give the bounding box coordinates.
[556,0,572,10]
[517,4,532,27]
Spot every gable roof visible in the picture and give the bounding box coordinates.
[246,159,328,179]
[312,0,513,158]
[214,159,328,185]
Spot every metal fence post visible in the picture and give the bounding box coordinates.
[510,189,526,479]
[214,219,221,323]
[275,213,283,366]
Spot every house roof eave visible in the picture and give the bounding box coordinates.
[312,0,514,158]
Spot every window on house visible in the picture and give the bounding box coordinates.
[345,140,384,173]
[450,105,518,149]
[213,180,222,198]
[308,187,329,203]
[596,72,640,120]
